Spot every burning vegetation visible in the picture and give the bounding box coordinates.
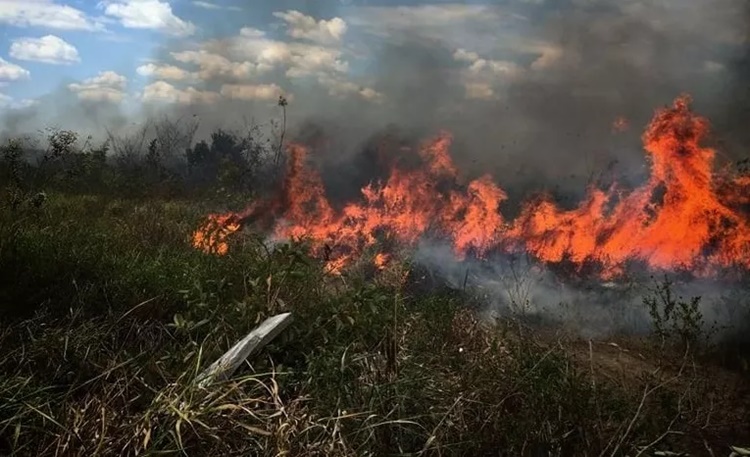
[193,94,750,279]
[3,93,750,456]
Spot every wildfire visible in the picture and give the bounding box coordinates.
[192,213,242,255]
[374,253,390,270]
[192,95,750,278]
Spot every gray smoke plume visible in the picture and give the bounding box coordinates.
[2,0,747,340]
[3,0,747,187]
[413,240,750,341]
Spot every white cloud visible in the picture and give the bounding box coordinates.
[0,0,103,31]
[317,75,383,102]
[453,48,480,63]
[454,48,523,79]
[284,46,349,78]
[142,80,219,104]
[220,83,285,101]
[0,92,35,109]
[529,45,564,70]
[9,98,37,109]
[68,71,127,102]
[467,59,523,78]
[273,10,347,44]
[453,47,526,100]
[0,57,30,80]
[10,35,80,65]
[136,62,193,80]
[165,16,366,104]
[221,32,349,79]
[171,50,269,80]
[99,0,196,36]
[464,82,494,99]
[192,1,241,11]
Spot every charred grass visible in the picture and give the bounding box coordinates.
[0,193,748,456]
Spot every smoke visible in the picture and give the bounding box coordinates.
[251,0,749,206]
[283,0,750,212]
[0,80,130,143]
[413,240,750,341]
[3,0,747,181]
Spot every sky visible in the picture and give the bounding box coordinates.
[0,0,748,194]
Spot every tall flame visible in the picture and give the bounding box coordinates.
[192,95,750,278]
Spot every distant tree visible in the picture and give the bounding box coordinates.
[0,139,24,189]
[187,140,210,170]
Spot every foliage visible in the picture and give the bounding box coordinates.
[643,275,706,348]
[0,116,280,200]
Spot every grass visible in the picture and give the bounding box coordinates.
[0,191,748,456]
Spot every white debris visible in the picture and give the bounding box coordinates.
[196,312,293,387]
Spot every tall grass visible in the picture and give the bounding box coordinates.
[0,193,748,456]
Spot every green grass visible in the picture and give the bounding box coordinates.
[0,192,748,456]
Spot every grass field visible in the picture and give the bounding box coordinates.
[1,191,748,456]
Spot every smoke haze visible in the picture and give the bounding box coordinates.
[3,1,747,197]
[6,0,747,338]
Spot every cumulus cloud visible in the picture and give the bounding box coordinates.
[99,0,196,36]
[453,48,480,63]
[0,0,104,31]
[10,35,80,65]
[0,92,34,110]
[460,82,491,99]
[192,1,241,11]
[136,62,194,81]
[273,10,347,44]
[454,48,524,78]
[171,50,268,81]
[68,71,127,102]
[451,47,524,100]
[3,97,37,110]
[219,83,285,101]
[161,25,351,88]
[0,57,30,81]
[142,80,219,104]
[467,58,523,78]
[317,75,383,102]
[223,29,349,78]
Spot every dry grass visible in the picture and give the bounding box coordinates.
[0,193,748,456]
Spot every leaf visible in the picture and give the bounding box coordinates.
[238,423,272,436]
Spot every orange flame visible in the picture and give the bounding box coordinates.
[374,253,390,270]
[192,213,242,255]
[192,95,750,278]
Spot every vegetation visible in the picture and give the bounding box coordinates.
[0,116,748,456]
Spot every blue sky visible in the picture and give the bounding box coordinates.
[0,0,746,121]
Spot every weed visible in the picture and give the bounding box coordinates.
[643,275,706,349]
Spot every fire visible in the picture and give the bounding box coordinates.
[192,95,750,279]
[192,213,241,255]
[374,253,390,270]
